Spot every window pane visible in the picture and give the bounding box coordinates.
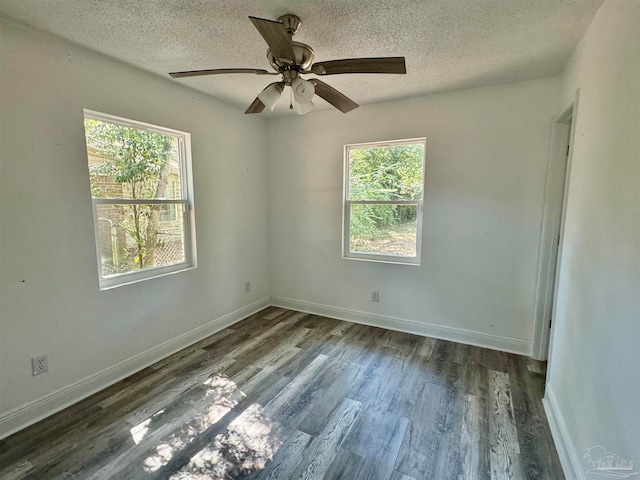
[85,118,182,200]
[96,203,185,277]
[349,204,418,257]
[348,142,424,201]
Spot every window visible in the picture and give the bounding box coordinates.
[343,138,426,265]
[159,181,178,222]
[83,110,196,289]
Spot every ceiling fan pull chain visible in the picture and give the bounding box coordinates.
[289,87,294,110]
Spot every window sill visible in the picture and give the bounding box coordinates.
[99,263,196,290]
[342,254,421,266]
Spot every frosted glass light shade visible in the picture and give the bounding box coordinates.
[295,100,314,115]
[291,77,315,104]
[257,83,284,111]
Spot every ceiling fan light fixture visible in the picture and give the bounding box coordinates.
[169,14,406,116]
[291,77,315,104]
[295,99,314,115]
[257,82,284,111]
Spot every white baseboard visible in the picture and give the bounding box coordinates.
[270,296,531,356]
[0,296,531,440]
[0,297,270,441]
[543,385,585,480]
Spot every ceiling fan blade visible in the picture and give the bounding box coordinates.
[245,97,266,114]
[308,79,359,113]
[169,68,273,79]
[310,57,406,75]
[249,16,295,63]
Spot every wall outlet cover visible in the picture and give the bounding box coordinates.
[32,355,48,376]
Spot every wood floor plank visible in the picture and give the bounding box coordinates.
[291,397,363,480]
[394,378,463,479]
[237,308,307,332]
[489,370,523,480]
[124,355,237,425]
[387,352,429,417]
[150,327,235,370]
[1,308,564,480]
[377,328,422,358]
[390,473,417,480]
[349,351,405,412]
[460,394,488,480]
[330,321,353,336]
[236,325,311,370]
[276,366,354,437]
[262,307,288,320]
[229,311,306,359]
[417,336,436,359]
[341,409,409,480]
[323,449,368,480]
[293,359,362,436]
[252,430,313,480]
[0,460,34,480]
[321,323,384,367]
[98,348,208,407]
[461,349,490,400]
[295,318,348,350]
[245,343,303,371]
[262,354,331,418]
[511,369,564,480]
[526,359,547,374]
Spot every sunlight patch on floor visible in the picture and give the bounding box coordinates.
[132,373,244,473]
[169,403,284,479]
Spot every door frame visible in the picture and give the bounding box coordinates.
[531,91,579,360]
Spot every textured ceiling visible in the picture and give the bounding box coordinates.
[0,0,603,116]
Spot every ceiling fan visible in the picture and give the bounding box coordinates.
[169,14,406,115]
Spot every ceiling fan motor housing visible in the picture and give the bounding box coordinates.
[267,41,314,73]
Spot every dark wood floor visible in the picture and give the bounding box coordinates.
[0,307,563,479]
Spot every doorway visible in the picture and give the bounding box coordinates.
[531,99,577,361]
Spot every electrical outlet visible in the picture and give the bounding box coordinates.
[371,291,380,302]
[32,354,48,376]
[245,281,251,293]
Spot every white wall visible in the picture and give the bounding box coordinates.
[545,0,640,477]
[268,77,559,354]
[0,21,270,436]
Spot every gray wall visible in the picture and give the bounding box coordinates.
[0,21,270,435]
[268,77,559,354]
[545,0,640,476]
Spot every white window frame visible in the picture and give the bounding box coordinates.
[84,109,197,290]
[342,137,426,265]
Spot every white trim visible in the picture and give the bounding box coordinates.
[345,137,428,150]
[546,90,580,372]
[83,109,188,137]
[270,296,531,355]
[342,138,426,266]
[543,385,586,480]
[83,109,197,291]
[93,199,187,205]
[99,264,195,291]
[342,254,422,266]
[531,92,579,360]
[347,200,421,205]
[0,297,270,441]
